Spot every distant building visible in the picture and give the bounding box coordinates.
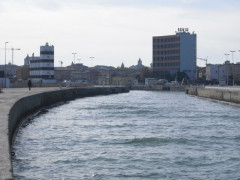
[16,65,29,80]
[28,43,55,83]
[129,58,144,70]
[197,67,206,80]
[98,66,139,86]
[0,63,19,77]
[54,67,72,82]
[152,28,197,80]
[145,78,157,86]
[205,61,240,85]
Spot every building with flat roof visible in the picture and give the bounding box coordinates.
[28,43,55,83]
[153,28,197,80]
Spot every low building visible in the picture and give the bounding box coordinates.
[111,76,137,86]
[205,61,240,85]
[0,63,19,77]
[54,67,72,82]
[145,78,158,86]
[16,66,29,80]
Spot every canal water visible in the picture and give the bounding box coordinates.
[12,91,240,179]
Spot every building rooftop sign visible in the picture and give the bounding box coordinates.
[178,28,189,32]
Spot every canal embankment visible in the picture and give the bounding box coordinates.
[0,87,129,180]
[186,86,240,104]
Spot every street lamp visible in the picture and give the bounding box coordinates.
[5,42,8,88]
[224,53,230,61]
[230,50,236,63]
[11,48,20,76]
[72,53,77,64]
[11,48,21,65]
[225,53,230,85]
[230,50,236,86]
[90,56,94,67]
[239,50,240,61]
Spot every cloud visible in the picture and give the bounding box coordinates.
[0,0,239,67]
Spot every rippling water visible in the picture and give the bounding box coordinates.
[12,91,240,179]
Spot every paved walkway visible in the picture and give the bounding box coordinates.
[0,87,59,179]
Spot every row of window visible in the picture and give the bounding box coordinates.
[30,62,54,68]
[153,37,180,43]
[153,56,180,61]
[40,51,54,55]
[30,70,54,76]
[153,50,180,55]
[153,44,180,49]
[153,62,180,67]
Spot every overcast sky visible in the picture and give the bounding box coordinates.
[0,0,240,67]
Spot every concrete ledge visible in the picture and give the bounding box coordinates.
[0,87,129,179]
[186,86,240,104]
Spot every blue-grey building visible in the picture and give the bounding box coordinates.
[153,28,197,80]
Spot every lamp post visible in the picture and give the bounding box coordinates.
[11,48,20,65]
[4,42,8,88]
[90,57,94,67]
[230,50,236,86]
[230,50,236,63]
[11,48,20,76]
[225,53,230,85]
[72,53,77,64]
[89,57,94,85]
[224,53,229,61]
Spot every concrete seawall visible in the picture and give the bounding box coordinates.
[0,87,129,179]
[186,86,240,104]
[132,85,187,91]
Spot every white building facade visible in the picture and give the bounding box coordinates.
[29,43,55,83]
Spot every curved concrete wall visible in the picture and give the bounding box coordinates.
[2,87,129,179]
[186,87,240,104]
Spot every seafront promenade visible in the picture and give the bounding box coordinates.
[0,87,129,179]
[0,88,59,179]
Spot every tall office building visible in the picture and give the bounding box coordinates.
[29,42,55,83]
[152,28,196,80]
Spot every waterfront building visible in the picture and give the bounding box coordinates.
[206,61,240,85]
[28,43,55,83]
[153,28,197,80]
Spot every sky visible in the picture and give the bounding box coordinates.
[0,0,240,68]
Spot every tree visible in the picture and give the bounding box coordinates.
[139,67,153,83]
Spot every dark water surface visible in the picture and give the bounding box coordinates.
[12,91,240,179]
